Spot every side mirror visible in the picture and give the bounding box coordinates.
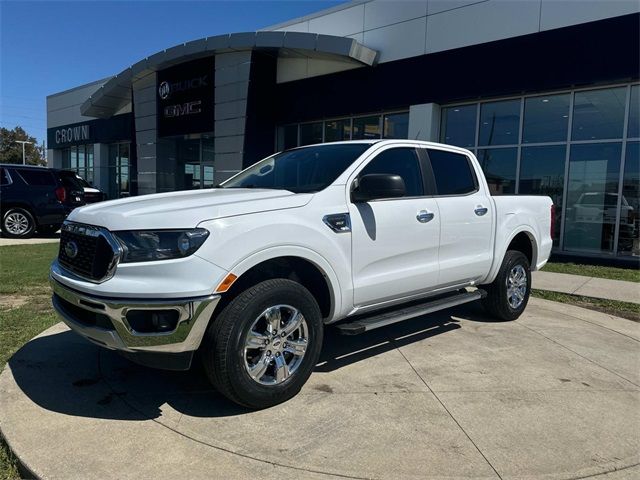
[351,174,406,202]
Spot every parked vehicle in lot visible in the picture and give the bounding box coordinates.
[50,140,553,408]
[1,164,85,238]
[58,170,107,203]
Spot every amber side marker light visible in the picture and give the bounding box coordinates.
[216,273,238,293]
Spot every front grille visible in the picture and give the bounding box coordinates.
[59,223,118,281]
[53,294,115,330]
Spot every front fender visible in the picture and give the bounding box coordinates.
[227,246,343,321]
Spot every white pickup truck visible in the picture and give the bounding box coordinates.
[50,140,553,408]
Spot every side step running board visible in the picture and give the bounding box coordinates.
[335,289,486,335]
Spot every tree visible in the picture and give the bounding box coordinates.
[0,126,46,165]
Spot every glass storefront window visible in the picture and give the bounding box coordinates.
[477,148,517,195]
[572,87,627,141]
[86,145,94,184]
[352,116,381,140]
[299,122,323,146]
[108,142,132,198]
[617,142,639,256]
[177,138,201,190]
[383,112,409,139]
[479,100,520,146]
[61,145,94,184]
[325,119,351,142]
[563,143,622,253]
[441,104,477,147]
[523,94,570,143]
[277,125,298,150]
[628,85,639,139]
[520,145,566,245]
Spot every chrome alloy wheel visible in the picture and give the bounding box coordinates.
[4,212,30,235]
[506,264,527,309]
[243,305,309,386]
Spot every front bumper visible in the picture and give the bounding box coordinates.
[50,277,220,368]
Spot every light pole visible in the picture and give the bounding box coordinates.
[15,140,33,165]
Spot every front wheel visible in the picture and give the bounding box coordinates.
[481,250,531,321]
[201,278,323,409]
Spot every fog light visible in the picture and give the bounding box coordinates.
[126,309,179,333]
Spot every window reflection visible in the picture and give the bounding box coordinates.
[383,112,409,139]
[299,122,323,146]
[572,87,627,141]
[617,142,639,256]
[479,100,520,146]
[628,85,639,139]
[564,143,622,253]
[352,116,381,140]
[523,94,570,143]
[325,119,351,142]
[477,148,517,195]
[441,104,477,147]
[520,145,566,245]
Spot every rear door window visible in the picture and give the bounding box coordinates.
[16,169,56,186]
[426,149,477,196]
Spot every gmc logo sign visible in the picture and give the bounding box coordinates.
[164,101,202,118]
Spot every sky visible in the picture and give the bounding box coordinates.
[0,0,346,144]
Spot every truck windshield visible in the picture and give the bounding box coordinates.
[220,143,372,193]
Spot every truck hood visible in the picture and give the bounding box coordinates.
[67,188,313,231]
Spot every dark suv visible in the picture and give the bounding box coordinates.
[0,164,85,238]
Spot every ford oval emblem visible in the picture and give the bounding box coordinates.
[158,81,170,100]
[65,241,79,259]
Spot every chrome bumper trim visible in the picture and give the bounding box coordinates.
[50,276,220,353]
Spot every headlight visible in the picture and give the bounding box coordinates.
[113,229,209,263]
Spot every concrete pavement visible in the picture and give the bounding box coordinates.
[1,297,638,479]
[532,270,640,304]
[0,235,59,247]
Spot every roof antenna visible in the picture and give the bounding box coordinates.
[413,129,422,140]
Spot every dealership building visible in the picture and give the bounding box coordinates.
[47,0,639,259]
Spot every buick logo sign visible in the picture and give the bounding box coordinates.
[158,81,171,100]
[65,241,79,259]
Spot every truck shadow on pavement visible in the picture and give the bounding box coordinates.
[8,303,491,420]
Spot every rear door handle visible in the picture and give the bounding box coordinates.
[474,206,488,216]
[416,210,435,223]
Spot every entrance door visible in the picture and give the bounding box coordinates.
[176,136,215,190]
[349,146,441,307]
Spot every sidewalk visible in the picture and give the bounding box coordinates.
[532,270,640,305]
[0,236,59,247]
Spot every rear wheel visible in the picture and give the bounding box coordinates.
[2,208,35,238]
[481,250,531,321]
[201,278,323,409]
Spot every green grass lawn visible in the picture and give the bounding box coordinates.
[542,261,640,283]
[0,243,59,480]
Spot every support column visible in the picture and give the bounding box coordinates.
[408,103,441,142]
[213,51,252,184]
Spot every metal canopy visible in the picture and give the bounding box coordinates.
[80,31,378,118]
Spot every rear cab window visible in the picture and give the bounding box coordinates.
[16,168,56,186]
[426,149,478,196]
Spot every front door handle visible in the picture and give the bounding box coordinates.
[416,210,435,223]
[474,206,489,216]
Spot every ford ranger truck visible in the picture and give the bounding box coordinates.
[50,140,553,408]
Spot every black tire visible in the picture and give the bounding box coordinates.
[38,224,61,235]
[2,208,35,238]
[201,278,323,409]
[481,250,531,321]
